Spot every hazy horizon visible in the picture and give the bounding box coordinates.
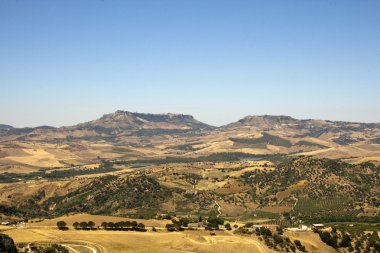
[2,109,380,128]
[1,1,380,127]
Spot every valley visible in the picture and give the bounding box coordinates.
[0,111,379,252]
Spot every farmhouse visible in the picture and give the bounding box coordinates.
[285,224,308,232]
[248,224,279,232]
[262,224,278,232]
[312,224,325,229]
[247,225,263,232]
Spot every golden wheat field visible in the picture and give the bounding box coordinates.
[0,213,340,253]
[3,226,272,253]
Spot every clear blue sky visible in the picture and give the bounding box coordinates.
[1,0,379,127]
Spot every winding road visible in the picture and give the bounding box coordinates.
[62,244,98,253]
[214,200,222,217]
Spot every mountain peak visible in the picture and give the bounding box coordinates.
[232,115,299,127]
[240,115,297,122]
[75,110,212,131]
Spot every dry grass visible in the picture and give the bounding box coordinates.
[285,231,336,253]
[4,227,273,253]
[4,148,62,167]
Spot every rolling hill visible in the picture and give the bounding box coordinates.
[0,111,379,170]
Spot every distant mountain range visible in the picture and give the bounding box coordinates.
[0,110,379,165]
[1,110,379,132]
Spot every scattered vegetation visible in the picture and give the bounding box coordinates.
[230,132,292,148]
[43,175,180,217]
[316,227,380,252]
[295,140,328,149]
[235,224,305,252]
[37,244,68,253]
[117,152,289,165]
[240,157,380,223]
[0,161,118,183]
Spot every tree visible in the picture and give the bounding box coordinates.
[179,218,190,227]
[273,234,284,244]
[88,221,95,229]
[166,224,176,232]
[259,227,272,236]
[294,240,306,252]
[107,222,115,229]
[207,216,224,230]
[225,223,232,230]
[340,233,351,247]
[298,245,306,252]
[137,223,145,230]
[73,222,79,230]
[56,221,67,230]
[319,231,337,248]
[79,221,88,230]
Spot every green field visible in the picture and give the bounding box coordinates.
[292,198,361,223]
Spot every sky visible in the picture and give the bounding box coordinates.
[1,0,380,127]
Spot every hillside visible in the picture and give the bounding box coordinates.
[0,112,379,171]
[218,115,380,161]
[241,157,380,222]
[0,156,378,224]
